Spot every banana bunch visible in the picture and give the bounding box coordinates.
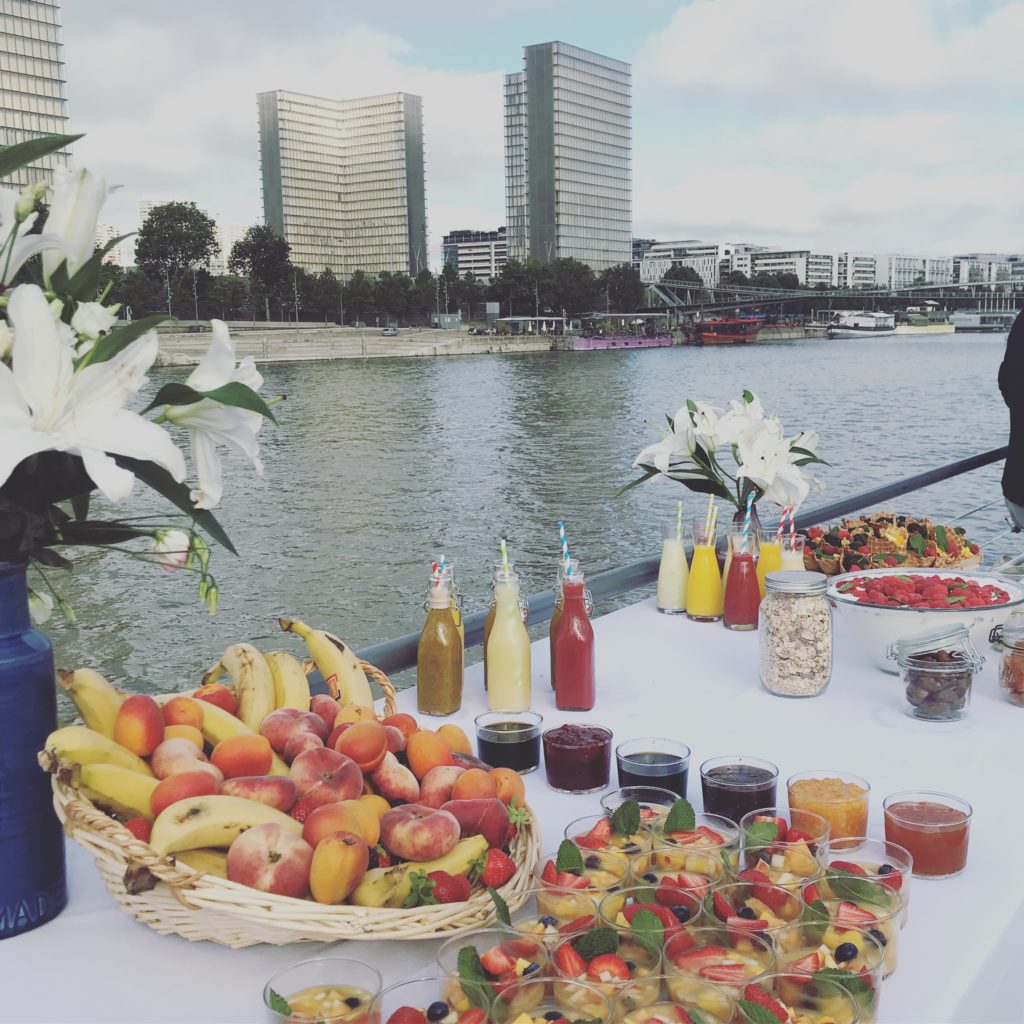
[350,834,488,908]
[149,795,302,856]
[77,763,158,821]
[57,668,124,738]
[40,725,153,776]
[202,643,276,732]
[263,650,311,712]
[279,617,373,708]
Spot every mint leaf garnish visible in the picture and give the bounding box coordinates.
[267,989,291,1015]
[610,799,641,837]
[688,1010,714,1024]
[814,967,872,997]
[802,897,830,944]
[824,869,893,908]
[630,906,664,955]
[740,998,784,1024]
[663,798,696,833]
[571,925,619,961]
[744,821,779,847]
[556,838,584,874]
[488,886,511,926]
[456,946,493,1011]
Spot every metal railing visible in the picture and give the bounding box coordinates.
[357,446,1010,675]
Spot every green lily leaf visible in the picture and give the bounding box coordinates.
[0,133,83,179]
[143,381,278,423]
[77,316,166,369]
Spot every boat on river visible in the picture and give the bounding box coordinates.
[826,310,897,338]
[569,313,673,350]
[950,309,1016,332]
[693,318,760,345]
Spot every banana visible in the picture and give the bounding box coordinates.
[78,763,159,821]
[192,699,289,777]
[203,643,276,733]
[57,668,124,738]
[278,617,373,708]
[39,725,153,776]
[263,649,311,711]
[150,795,302,856]
[175,848,229,879]
[350,834,489,908]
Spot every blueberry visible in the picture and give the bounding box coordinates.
[671,904,691,922]
[624,843,640,854]
[523,962,541,976]
[834,942,859,963]
[625,960,636,971]
[427,1002,450,1021]
[737,906,757,920]
[545,1014,563,1021]
[869,927,888,947]
[539,915,558,927]
[878,863,895,875]
[567,867,582,876]
[643,872,658,883]
[585,855,601,869]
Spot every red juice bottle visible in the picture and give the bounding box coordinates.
[554,572,595,711]
[724,529,760,631]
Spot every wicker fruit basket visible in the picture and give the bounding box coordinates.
[47,661,541,948]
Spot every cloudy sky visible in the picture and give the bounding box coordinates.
[62,0,1022,263]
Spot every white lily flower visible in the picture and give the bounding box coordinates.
[42,167,106,285]
[164,320,265,510]
[71,301,118,340]
[28,589,54,625]
[634,419,697,474]
[737,431,815,508]
[0,188,68,286]
[0,284,186,501]
[149,529,191,572]
[687,400,724,449]
[0,320,12,360]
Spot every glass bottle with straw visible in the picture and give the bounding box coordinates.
[687,496,723,622]
[756,508,786,599]
[779,507,806,571]
[724,493,761,631]
[657,500,689,614]
[484,557,529,692]
[487,539,532,711]
[417,560,464,715]
[553,530,596,711]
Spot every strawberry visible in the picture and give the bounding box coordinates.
[558,914,595,935]
[738,871,789,913]
[970,543,980,554]
[803,882,821,904]
[726,915,768,931]
[541,859,558,885]
[623,902,677,931]
[576,818,612,850]
[457,1012,488,1024]
[479,945,516,977]
[837,529,850,540]
[479,849,516,889]
[753,814,786,838]
[123,818,152,843]
[386,1009,427,1024]
[831,860,867,876]
[790,951,822,974]
[671,945,730,971]
[697,825,724,844]
[587,954,630,982]
[877,867,903,891]
[712,891,734,921]
[743,983,789,1023]
[700,962,749,983]
[665,830,702,845]
[835,901,877,928]
[786,827,812,843]
[427,870,471,904]
[555,870,591,890]
[554,942,587,977]
[858,545,871,555]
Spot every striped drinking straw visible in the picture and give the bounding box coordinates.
[790,504,798,545]
[500,539,510,581]
[778,506,792,540]
[704,494,715,541]
[742,492,753,554]
[436,554,447,588]
[558,520,573,577]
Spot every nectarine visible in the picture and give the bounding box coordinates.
[192,682,237,716]
[406,730,453,781]
[370,751,420,804]
[419,765,466,809]
[151,737,209,780]
[490,767,526,808]
[309,830,369,904]
[220,775,297,812]
[451,767,498,802]
[309,693,340,731]
[336,720,388,774]
[151,770,219,818]
[211,734,273,779]
[114,695,164,757]
[283,730,324,763]
[437,724,472,756]
[161,695,204,730]
[381,713,419,741]
[379,804,460,861]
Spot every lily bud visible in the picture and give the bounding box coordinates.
[28,590,54,625]
[204,581,220,615]
[15,181,48,221]
[149,529,191,572]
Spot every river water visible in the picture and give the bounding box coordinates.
[48,332,1016,700]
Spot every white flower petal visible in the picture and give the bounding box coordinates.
[6,232,69,283]
[186,320,236,391]
[74,409,187,482]
[0,425,53,489]
[80,448,136,502]
[8,284,74,425]
[42,168,106,281]
[72,332,158,410]
[189,431,223,509]
[231,355,263,392]
[70,301,118,340]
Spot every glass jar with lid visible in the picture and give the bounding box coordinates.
[889,625,983,722]
[759,571,832,697]
[991,618,1024,707]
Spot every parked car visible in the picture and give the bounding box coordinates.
[381,327,397,336]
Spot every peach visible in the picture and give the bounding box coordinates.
[359,793,392,822]
[419,765,466,809]
[451,767,498,802]
[381,713,419,742]
[295,710,329,741]
[383,724,406,754]
[289,747,363,808]
[336,720,388,774]
[327,722,354,748]
[406,730,453,781]
[309,694,340,731]
[226,822,313,898]
[192,682,237,716]
[334,703,377,726]
[161,695,204,730]
[370,751,420,805]
[302,800,378,848]
[211,735,273,780]
[151,737,208,780]
[220,775,297,813]
[309,830,368,905]
[162,724,204,751]
[380,804,461,861]
[283,730,324,763]
[442,797,510,850]
[260,709,306,753]
[437,724,472,756]
[490,767,526,808]
[151,770,220,818]
[113,695,164,757]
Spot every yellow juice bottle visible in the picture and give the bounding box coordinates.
[487,572,531,711]
[756,530,783,599]
[686,517,723,622]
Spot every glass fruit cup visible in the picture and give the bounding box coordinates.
[437,929,548,1013]
[264,956,382,1023]
[367,975,458,1024]
[598,884,704,942]
[535,847,629,919]
[490,977,611,1023]
[787,771,871,849]
[509,886,599,948]
[600,785,680,827]
[564,813,651,856]
[772,921,885,1024]
[740,973,860,1024]
[738,807,829,889]
[649,811,741,884]
[615,974,736,1024]
[704,878,804,936]
[552,925,663,1006]
[820,837,913,926]
[664,925,776,1021]
[801,880,903,978]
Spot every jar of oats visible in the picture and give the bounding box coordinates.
[759,571,832,697]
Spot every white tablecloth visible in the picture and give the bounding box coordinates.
[3,599,1018,1023]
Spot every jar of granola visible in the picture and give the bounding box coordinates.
[759,571,832,697]
[992,618,1024,707]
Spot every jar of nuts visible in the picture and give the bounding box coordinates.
[889,625,983,722]
[991,617,1024,707]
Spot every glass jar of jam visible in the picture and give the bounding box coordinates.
[992,617,1024,707]
[889,625,983,722]
[542,723,612,794]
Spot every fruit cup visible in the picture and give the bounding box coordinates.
[490,977,611,1023]
[664,925,775,1021]
[787,771,871,849]
[564,812,650,856]
[703,878,803,936]
[738,807,829,889]
[598,884,704,941]
[615,974,736,1024]
[800,879,903,978]
[264,956,382,1023]
[536,847,629,920]
[642,812,741,891]
[820,837,913,926]
[552,923,663,1006]
[739,973,859,1024]
[508,885,599,947]
[600,785,680,827]
[436,929,548,1013]
[366,975,461,1024]
[772,921,885,1024]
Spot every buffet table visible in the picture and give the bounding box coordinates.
[5,598,1018,1023]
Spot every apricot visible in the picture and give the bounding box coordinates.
[336,720,388,774]
[163,724,205,751]
[406,730,453,781]
[334,703,378,726]
[437,724,472,756]
[381,713,419,741]
[359,793,392,821]
[114,695,165,757]
[303,800,379,847]
[490,767,526,808]
[309,831,369,904]
[162,695,205,730]
[151,771,219,818]
[192,682,237,716]
[451,767,498,801]
[210,734,273,780]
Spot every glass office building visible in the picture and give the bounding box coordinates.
[0,0,69,187]
[258,89,426,277]
[504,41,631,271]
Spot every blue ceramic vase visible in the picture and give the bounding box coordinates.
[0,560,67,938]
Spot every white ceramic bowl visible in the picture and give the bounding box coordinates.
[826,568,1024,672]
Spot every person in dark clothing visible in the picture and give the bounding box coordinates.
[1001,311,1024,530]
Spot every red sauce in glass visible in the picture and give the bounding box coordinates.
[884,800,970,876]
